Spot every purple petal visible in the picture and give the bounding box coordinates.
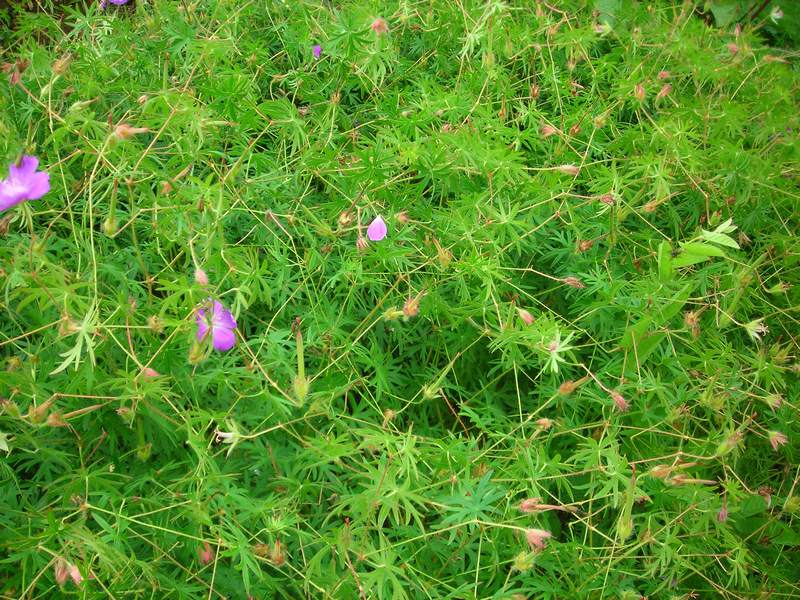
[0,182,26,212]
[196,308,209,342]
[211,327,236,352]
[313,45,322,59]
[367,216,387,241]
[25,171,50,200]
[212,301,237,330]
[9,155,38,179]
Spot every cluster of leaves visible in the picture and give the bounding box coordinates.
[1,0,798,598]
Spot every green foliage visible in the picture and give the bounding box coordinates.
[1,0,799,598]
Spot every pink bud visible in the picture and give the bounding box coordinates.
[54,559,70,586]
[519,498,543,513]
[525,528,552,550]
[356,236,369,252]
[516,308,534,326]
[142,367,160,378]
[562,276,585,289]
[540,124,558,138]
[611,391,629,412]
[199,541,214,565]
[634,83,646,102]
[194,268,209,286]
[727,42,739,56]
[69,564,83,585]
[555,164,580,176]
[657,70,670,80]
[371,18,389,35]
[656,83,672,101]
[717,503,728,522]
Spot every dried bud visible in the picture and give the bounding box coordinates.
[727,42,739,56]
[137,94,148,104]
[634,83,646,102]
[269,539,285,566]
[147,315,164,334]
[555,164,580,176]
[338,211,354,227]
[535,417,554,429]
[382,409,396,428]
[356,236,369,252]
[253,543,270,557]
[403,293,424,319]
[52,54,72,75]
[194,268,209,286]
[371,18,389,35]
[160,180,173,195]
[568,123,581,136]
[599,193,615,205]
[28,399,54,424]
[530,83,540,99]
[611,391,629,412]
[558,380,578,395]
[684,311,700,338]
[562,276,585,289]
[113,123,149,140]
[577,239,595,252]
[46,412,68,427]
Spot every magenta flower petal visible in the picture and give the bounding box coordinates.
[196,300,237,352]
[367,215,387,241]
[0,155,50,213]
[313,44,322,59]
[211,327,236,351]
[196,308,210,342]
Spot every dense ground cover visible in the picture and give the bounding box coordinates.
[1,0,799,598]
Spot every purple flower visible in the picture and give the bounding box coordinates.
[196,300,237,352]
[0,155,50,213]
[313,45,322,59]
[100,0,128,9]
[367,215,387,241]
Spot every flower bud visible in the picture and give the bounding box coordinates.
[194,268,209,286]
[611,391,629,412]
[113,123,149,140]
[634,83,646,102]
[517,307,534,326]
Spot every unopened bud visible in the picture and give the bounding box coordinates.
[657,70,670,80]
[517,308,534,326]
[558,380,577,395]
[194,268,209,286]
[52,54,72,75]
[113,123,149,140]
[338,211,354,227]
[611,391,629,412]
[563,276,585,289]
[634,83,646,102]
[356,236,368,252]
[403,293,423,319]
[540,124,558,138]
[556,164,580,176]
[535,417,554,429]
[656,83,672,101]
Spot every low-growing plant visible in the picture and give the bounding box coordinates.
[1,0,798,598]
